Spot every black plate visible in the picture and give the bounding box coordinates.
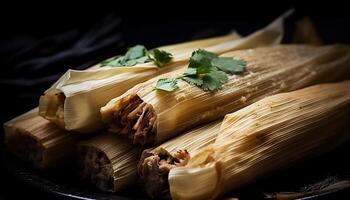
[0,145,145,200]
[1,140,350,200]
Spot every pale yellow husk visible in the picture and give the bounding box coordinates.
[153,120,221,155]
[168,80,350,200]
[41,10,290,133]
[4,108,79,168]
[102,44,350,144]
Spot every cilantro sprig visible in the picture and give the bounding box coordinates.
[154,78,179,92]
[100,45,173,68]
[154,49,246,92]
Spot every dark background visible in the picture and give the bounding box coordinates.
[0,2,350,199]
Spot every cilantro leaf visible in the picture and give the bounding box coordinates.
[182,76,203,86]
[100,45,172,67]
[154,78,178,92]
[188,49,218,68]
[124,45,147,60]
[135,56,151,64]
[182,50,233,91]
[183,68,197,76]
[196,65,214,74]
[211,57,246,74]
[182,66,226,90]
[100,56,116,65]
[124,59,137,66]
[101,56,124,67]
[154,48,246,93]
[148,49,173,67]
[201,69,228,91]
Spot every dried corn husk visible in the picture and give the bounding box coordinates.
[41,10,290,133]
[168,80,350,200]
[4,108,80,168]
[101,44,350,145]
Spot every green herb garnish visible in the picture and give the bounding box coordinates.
[155,49,246,92]
[100,45,173,68]
[154,78,178,92]
[148,49,173,67]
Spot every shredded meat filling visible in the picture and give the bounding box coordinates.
[138,148,190,198]
[78,146,114,192]
[111,94,157,145]
[55,92,65,120]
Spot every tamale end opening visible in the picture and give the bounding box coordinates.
[78,145,114,192]
[39,92,66,128]
[138,148,190,198]
[106,94,157,145]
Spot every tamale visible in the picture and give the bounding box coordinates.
[4,108,79,168]
[3,51,102,168]
[101,44,350,145]
[39,33,239,132]
[78,121,220,192]
[40,11,289,133]
[168,80,350,200]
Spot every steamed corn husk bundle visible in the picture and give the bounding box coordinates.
[101,44,350,145]
[3,108,80,168]
[168,80,350,200]
[78,120,221,192]
[40,11,290,133]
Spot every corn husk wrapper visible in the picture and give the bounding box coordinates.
[41,10,291,133]
[102,44,350,145]
[168,80,350,200]
[4,108,80,168]
[78,120,221,192]
[151,120,221,155]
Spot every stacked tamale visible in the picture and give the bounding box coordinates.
[4,9,350,200]
[3,12,285,177]
[3,32,240,168]
[38,10,287,133]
